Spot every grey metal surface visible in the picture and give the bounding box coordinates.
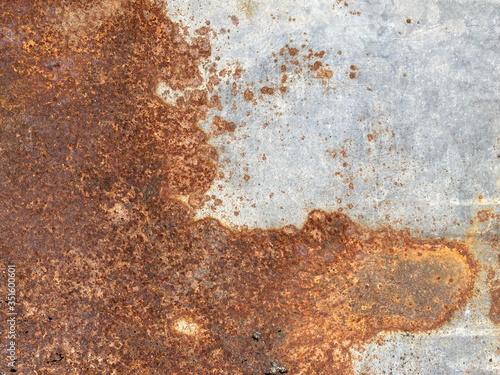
[161,0,499,373]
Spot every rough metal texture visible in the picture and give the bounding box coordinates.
[0,0,498,374]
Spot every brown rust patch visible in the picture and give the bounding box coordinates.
[477,209,499,223]
[211,115,236,136]
[243,88,255,101]
[489,285,500,324]
[260,86,275,95]
[0,0,478,374]
[316,67,334,80]
[311,61,323,71]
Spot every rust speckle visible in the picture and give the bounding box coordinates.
[477,209,499,223]
[244,88,255,101]
[261,86,275,95]
[212,115,236,135]
[229,15,240,26]
[0,0,479,374]
[349,71,357,79]
[316,68,334,80]
[311,61,323,71]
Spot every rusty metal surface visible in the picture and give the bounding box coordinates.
[0,0,498,374]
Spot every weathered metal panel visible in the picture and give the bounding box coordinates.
[0,0,498,374]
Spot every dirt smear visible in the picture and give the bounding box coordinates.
[0,0,477,374]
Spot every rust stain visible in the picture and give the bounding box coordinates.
[317,67,334,80]
[477,208,499,223]
[0,0,478,374]
[243,88,255,101]
[260,86,275,95]
[211,115,236,136]
[489,284,500,324]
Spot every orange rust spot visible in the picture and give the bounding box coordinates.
[315,50,326,58]
[311,61,323,71]
[211,115,236,136]
[243,88,254,101]
[349,71,357,79]
[316,68,334,80]
[260,86,275,95]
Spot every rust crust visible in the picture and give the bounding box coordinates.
[489,285,500,324]
[0,0,477,374]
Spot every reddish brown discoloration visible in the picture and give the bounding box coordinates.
[311,61,323,71]
[243,88,255,101]
[211,115,236,135]
[230,15,240,26]
[477,209,499,223]
[0,0,477,374]
[489,285,500,324]
[333,0,361,15]
[317,68,334,79]
[261,86,275,95]
[487,234,500,325]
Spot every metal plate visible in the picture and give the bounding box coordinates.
[0,0,498,373]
